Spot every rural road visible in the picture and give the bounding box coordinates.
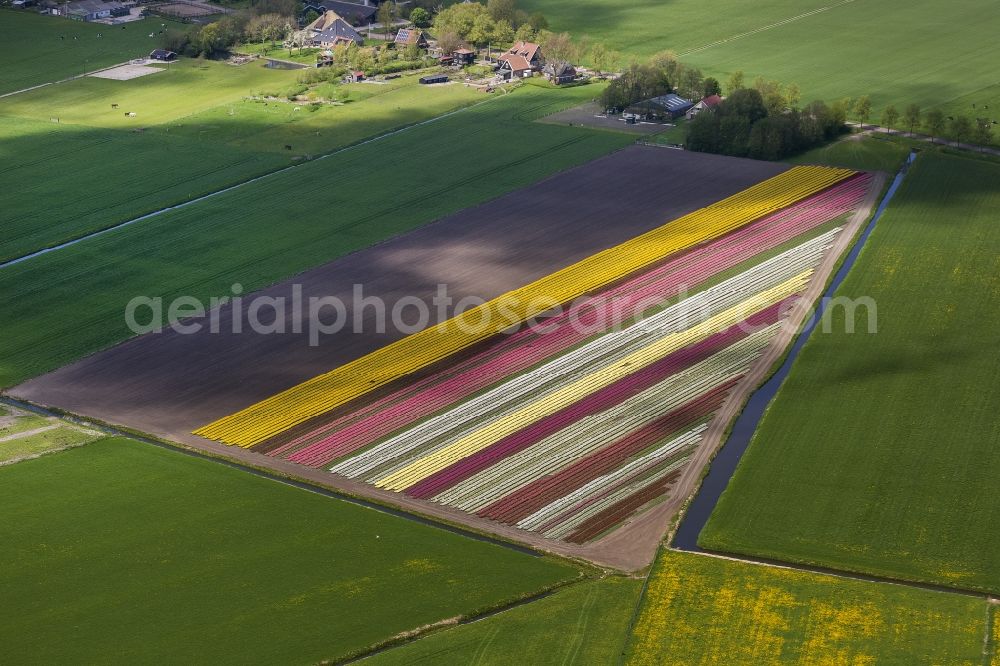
[849,122,1000,157]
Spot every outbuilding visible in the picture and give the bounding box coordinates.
[149,49,177,61]
[419,73,449,84]
[543,61,577,85]
[627,93,694,121]
[453,48,475,65]
[394,28,429,49]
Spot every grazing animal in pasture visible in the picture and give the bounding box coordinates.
[111,103,118,109]
[284,145,292,150]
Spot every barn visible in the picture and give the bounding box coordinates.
[627,93,694,121]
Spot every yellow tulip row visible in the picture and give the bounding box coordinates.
[195,165,854,447]
[374,271,812,491]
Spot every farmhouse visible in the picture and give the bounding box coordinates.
[497,41,543,70]
[627,93,694,121]
[543,61,577,85]
[686,94,723,120]
[305,11,364,47]
[303,1,375,27]
[149,49,177,62]
[393,28,429,49]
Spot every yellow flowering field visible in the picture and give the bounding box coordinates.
[626,550,987,665]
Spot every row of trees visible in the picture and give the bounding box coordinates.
[851,99,995,148]
[687,88,848,160]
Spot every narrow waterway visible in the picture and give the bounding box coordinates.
[673,150,918,551]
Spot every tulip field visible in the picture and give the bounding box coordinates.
[196,165,854,447]
[196,168,871,543]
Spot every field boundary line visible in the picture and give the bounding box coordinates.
[0,94,504,270]
[0,60,134,99]
[0,394,570,559]
[677,0,859,57]
[674,547,993,600]
[332,576,595,665]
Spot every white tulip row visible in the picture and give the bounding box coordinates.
[329,228,840,483]
[435,324,780,512]
[515,425,708,532]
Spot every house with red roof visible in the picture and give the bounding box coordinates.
[686,94,723,120]
[496,41,543,80]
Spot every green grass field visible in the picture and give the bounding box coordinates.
[0,84,631,387]
[625,550,988,665]
[158,72,483,154]
[0,10,187,94]
[525,0,1000,125]
[0,59,300,128]
[789,133,914,172]
[0,437,579,664]
[701,152,1000,593]
[0,116,287,263]
[367,577,642,665]
[0,70,485,262]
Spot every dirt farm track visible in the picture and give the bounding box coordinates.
[13,146,798,567]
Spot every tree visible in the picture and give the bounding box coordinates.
[513,22,536,43]
[903,103,921,136]
[527,11,548,31]
[881,104,899,134]
[853,95,872,128]
[541,31,576,62]
[246,13,289,47]
[589,42,610,76]
[649,50,684,87]
[973,118,994,151]
[924,108,945,143]
[468,11,496,47]
[678,67,704,100]
[409,7,431,28]
[726,69,744,94]
[949,115,972,147]
[434,2,490,42]
[377,1,396,35]
[785,82,800,110]
[487,0,517,25]
[491,18,514,46]
[436,31,463,55]
[702,77,721,98]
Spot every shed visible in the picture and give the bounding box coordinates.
[150,49,177,61]
[543,61,576,85]
[453,48,475,65]
[419,73,449,84]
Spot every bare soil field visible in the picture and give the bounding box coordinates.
[15,146,785,443]
[90,63,164,81]
[540,102,671,135]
